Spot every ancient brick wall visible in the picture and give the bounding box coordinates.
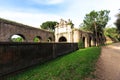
[0,42,78,77]
[0,18,54,42]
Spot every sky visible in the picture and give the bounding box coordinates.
[0,0,120,28]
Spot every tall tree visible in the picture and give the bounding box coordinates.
[40,21,58,31]
[80,10,110,45]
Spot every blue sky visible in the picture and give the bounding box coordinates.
[0,0,120,28]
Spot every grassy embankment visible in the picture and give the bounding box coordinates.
[6,47,101,80]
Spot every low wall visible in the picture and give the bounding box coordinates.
[0,42,78,77]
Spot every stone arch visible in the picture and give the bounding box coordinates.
[33,36,42,42]
[48,37,52,42]
[82,37,85,47]
[0,18,55,42]
[89,37,92,47]
[59,36,67,42]
[10,34,25,42]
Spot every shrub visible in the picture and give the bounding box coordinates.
[78,40,84,49]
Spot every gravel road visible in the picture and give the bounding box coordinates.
[93,43,120,80]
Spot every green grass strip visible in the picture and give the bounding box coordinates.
[6,47,101,80]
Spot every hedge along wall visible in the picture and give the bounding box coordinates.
[0,42,78,77]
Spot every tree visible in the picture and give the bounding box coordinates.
[11,37,24,42]
[34,37,41,42]
[80,10,110,45]
[40,21,58,31]
[104,27,119,41]
[115,11,120,34]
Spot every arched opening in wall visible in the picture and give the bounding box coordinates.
[10,34,25,42]
[59,36,67,42]
[48,37,52,42]
[82,37,85,48]
[89,37,92,47]
[33,36,42,42]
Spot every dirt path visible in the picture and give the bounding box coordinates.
[93,43,120,80]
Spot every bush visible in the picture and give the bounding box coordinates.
[78,40,84,49]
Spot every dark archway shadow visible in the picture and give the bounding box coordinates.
[89,37,92,47]
[48,37,52,42]
[59,36,67,42]
[82,37,85,48]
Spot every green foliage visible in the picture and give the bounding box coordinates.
[104,27,119,41]
[80,10,110,33]
[78,40,84,49]
[80,10,110,45]
[11,37,24,42]
[104,27,118,37]
[6,47,101,80]
[33,37,40,42]
[40,21,58,31]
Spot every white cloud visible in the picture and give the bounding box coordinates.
[0,0,120,29]
[60,0,120,27]
[30,0,64,5]
[0,11,61,28]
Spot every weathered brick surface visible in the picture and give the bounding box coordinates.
[0,18,54,42]
[0,42,78,77]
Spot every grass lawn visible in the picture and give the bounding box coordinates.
[6,47,101,80]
